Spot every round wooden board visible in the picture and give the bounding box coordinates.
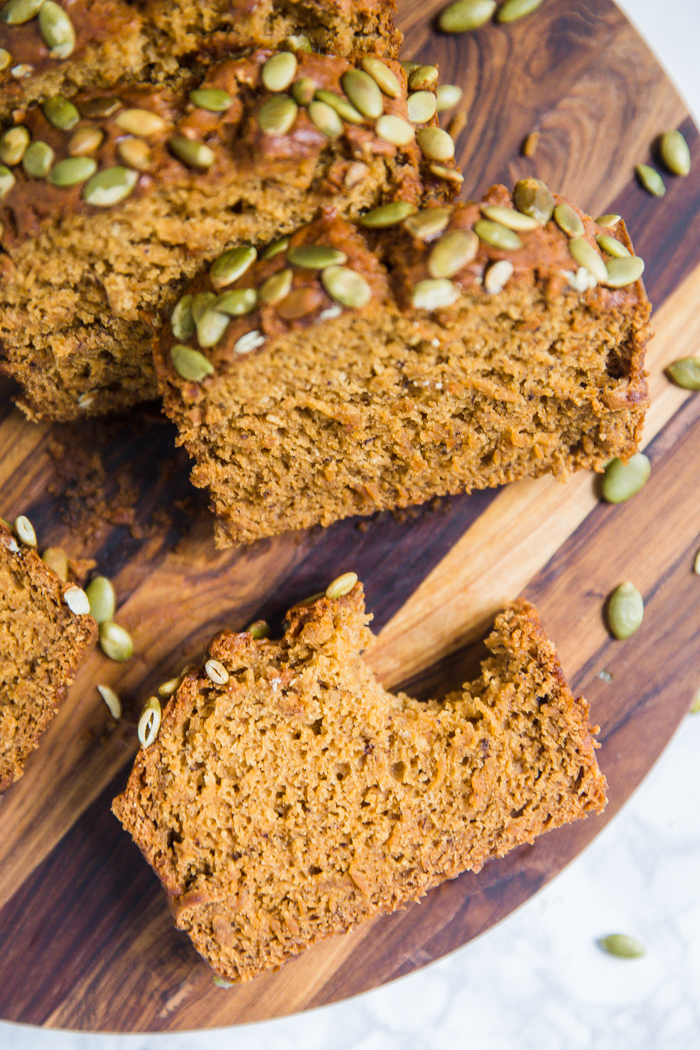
[1,0,699,1032]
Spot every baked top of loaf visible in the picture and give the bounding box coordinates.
[112,584,607,983]
[0,520,96,792]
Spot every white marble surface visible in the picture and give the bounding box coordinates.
[3,1,700,1047]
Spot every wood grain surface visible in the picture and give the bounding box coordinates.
[0,0,699,1032]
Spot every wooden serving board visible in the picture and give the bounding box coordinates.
[0,0,699,1032]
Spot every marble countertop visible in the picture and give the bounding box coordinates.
[3,1,700,1047]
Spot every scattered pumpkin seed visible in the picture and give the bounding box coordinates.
[597,668,613,683]
[326,571,358,598]
[0,125,30,166]
[438,0,496,32]
[281,33,312,52]
[321,265,372,308]
[64,585,91,616]
[474,218,522,251]
[596,213,621,227]
[41,546,69,581]
[288,244,347,269]
[513,177,555,224]
[210,245,257,290]
[597,934,645,959]
[292,76,317,106]
[213,974,235,989]
[659,128,691,176]
[97,684,122,719]
[38,1,75,58]
[0,49,11,72]
[262,236,290,260]
[262,51,298,93]
[248,620,270,639]
[665,356,700,390]
[314,89,363,124]
[0,163,15,197]
[554,202,584,236]
[14,514,36,547]
[482,204,540,231]
[690,688,700,713]
[205,658,229,685]
[413,278,460,310]
[407,90,438,124]
[484,259,514,293]
[68,125,104,156]
[80,96,121,119]
[603,255,645,288]
[429,162,464,183]
[137,696,161,748]
[42,94,80,130]
[171,295,195,341]
[636,163,665,197]
[257,94,298,135]
[596,234,630,258]
[568,237,607,283]
[191,290,217,324]
[22,141,54,178]
[375,114,415,146]
[48,155,97,187]
[428,228,479,278]
[361,57,401,97]
[607,582,644,639]
[117,137,151,170]
[308,100,343,138]
[436,84,463,111]
[158,676,182,698]
[693,551,700,575]
[259,268,293,304]
[168,134,215,169]
[115,108,166,136]
[1,0,44,25]
[404,207,452,241]
[216,287,258,316]
[497,0,543,21]
[233,330,265,354]
[342,69,384,119]
[416,127,455,162]
[359,201,417,227]
[83,165,138,205]
[601,453,651,503]
[85,575,116,623]
[171,344,215,382]
[408,65,439,91]
[189,87,233,112]
[521,130,539,157]
[197,308,230,348]
[99,620,134,661]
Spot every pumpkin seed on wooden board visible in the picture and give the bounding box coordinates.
[496,0,543,22]
[438,0,496,32]
[659,128,691,176]
[636,163,666,197]
[97,685,122,719]
[436,84,463,111]
[85,575,116,623]
[607,582,644,639]
[690,688,700,713]
[665,357,700,390]
[99,621,134,661]
[601,454,651,503]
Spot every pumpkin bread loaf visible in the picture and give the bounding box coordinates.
[112,582,607,983]
[153,182,650,547]
[0,48,459,420]
[0,519,96,792]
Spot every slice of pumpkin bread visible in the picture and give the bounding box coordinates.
[112,581,607,983]
[0,519,96,792]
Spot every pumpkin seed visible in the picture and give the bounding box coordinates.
[288,244,347,269]
[321,265,372,308]
[474,218,522,251]
[210,245,257,290]
[137,697,161,748]
[48,155,97,186]
[0,0,44,25]
[0,125,30,166]
[597,668,613,683]
[636,163,665,197]
[314,89,364,124]
[213,974,234,989]
[197,308,230,348]
[400,61,421,74]
[496,0,543,21]
[428,228,479,278]
[596,234,630,258]
[171,295,195,341]
[281,33,312,52]
[607,582,644,639]
[413,278,460,310]
[416,127,455,162]
[522,130,539,157]
[596,213,621,227]
[484,259,514,293]
[603,255,645,288]
[0,49,11,72]
[216,287,257,316]
[375,114,415,146]
[407,90,437,124]
[257,94,298,135]
[64,585,91,616]
[38,1,75,58]
[601,453,651,503]
[482,204,540,231]
[205,658,229,685]
[436,84,463,111]
[404,207,452,241]
[14,514,36,547]
[361,57,401,97]
[41,546,69,581]
[554,202,584,236]
[438,0,496,32]
[80,96,121,119]
[22,141,54,178]
[248,620,270,639]
[171,344,214,381]
[86,575,116,623]
[326,571,358,598]
[429,163,464,183]
[189,87,233,112]
[117,137,151,170]
[0,163,16,197]
[259,268,293,304]
[359,201,417,227]
[665,356,700,390]
[597,934,645,959]
[115,108,166,136]
[694,551,700,576]
[308,100,343,138]
[513,177,555,224]
[168,134,215,169]
[233,330,265,354]
[342,69,383,119]
[262,236,290,260]
[262,51,298,93]
[568,237,607,283]
[660,128,691,176]
[158,676,182,698]
[277,286,323,319]
[408,65,439,91]
[690,688,700,713]
[97,684,121,719]
[68,125,104,156]
[291,77,317,106]
[83,165,138,205]
[99,621,133,661]
[42,95,80,130]
[191,291,217,323]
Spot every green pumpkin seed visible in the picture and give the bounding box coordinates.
[68,125,104,156]
[86,575,116,624]
[597,934,645,959]
[375,114,416,146]
[665,356,700,390]
[38,1,75,58]
[288,244,347,269]
[408,65,439,91]
[660,128,691,177]
[137,696,161,748]
[342,69,384,119]
[64,585,90,616]
[407,90,438,124]
[0,49,11,72]
[436,84,463,111]
[314,89,364,124]
[213,975,234,989]
[0,125,30,166]
[99,620,134,661]
[41,546,69,581]
[0,0,44,25]
[321,266,372,308]
[205,658,229,685]
[554,202,584,237]
[413,278,460,310]
[483,259,514,293]
[636,163,665,197]
[171,343,214,382]
[114,108,166,136]
[596,213,621,227]
[80,96,122,119]
[22,141,54,179]
[262,236,290,260]
[596,234,630,258]
[158,676,182,698]
[97,684,122,719]
[216,287,258,315]
[117,137,151,170]
[0,163,15,198]
[482,204,540,231]
[690,688,700,713]
[262,51,298,93]
[83,166,138,206]
[48,155,97,186]
[14,514,36,547]
[308,100,343,138]
[281,33,312,53]
[197,308,230,348]
[210,245,257,290]
[496,0,543,21]
[189,87,233,112]
[601,453,651,503]
[42,95,80,130]
[429,162,464,184]
[404,207,452,241]
[168,134,215,169]
[248,619,270,639]
[603,255,645,288]
[361,57,401,97]
[416,127,455,162]
[513,177,555,224]
[259,268,293,304]
[360,201,417,227]
[474,218,522,250]
[191,291,217,323]
[568,237,608,283]
[326,571,358,598]
[607,582,644,639]
[438,0,496,32]
[257,94,298,135]
[428,228,479,278]
[171,294,195,341]
[291,77,316,106]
